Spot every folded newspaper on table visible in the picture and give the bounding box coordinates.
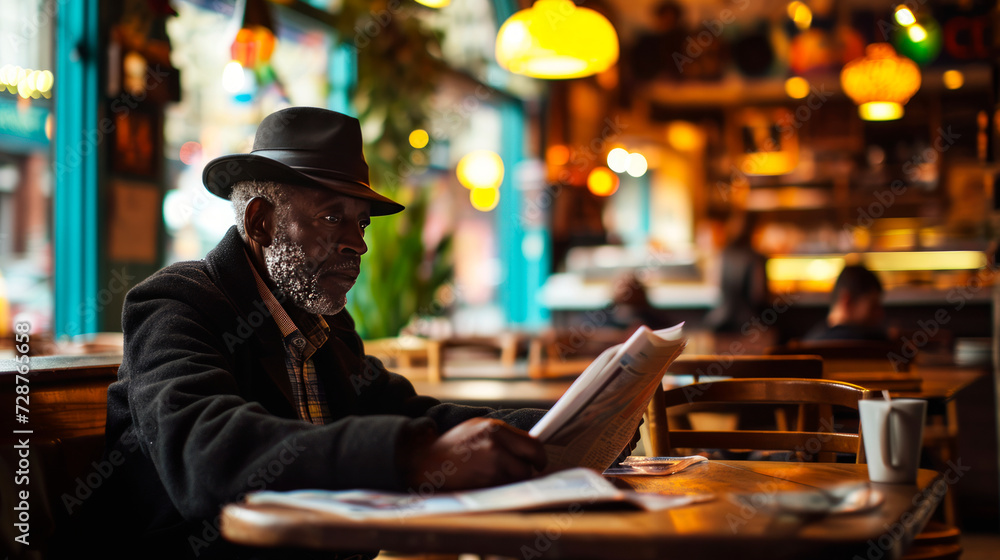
[245,467,700,520]
[531,323,687,473]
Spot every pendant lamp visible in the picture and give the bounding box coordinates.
[495,0,619,80]
[840,43,921,121]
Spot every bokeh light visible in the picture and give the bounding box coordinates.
[587,167,619,196]
[607,148,629,173]
[626,153,648,177]
[942,70,964,90]
[470,187,499,211]
[457,150,504,190]
[409,129,429,149]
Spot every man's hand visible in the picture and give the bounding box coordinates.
[405,418,547,492]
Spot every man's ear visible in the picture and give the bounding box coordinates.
[245,197,275,248]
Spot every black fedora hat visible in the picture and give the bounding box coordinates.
[202,107,404,216]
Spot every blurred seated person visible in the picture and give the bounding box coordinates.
[702,212,769,333]
[804,264,888,341]
[606,272,673,333]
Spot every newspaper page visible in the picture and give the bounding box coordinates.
[243,467,697,520]
[530,324,687,473]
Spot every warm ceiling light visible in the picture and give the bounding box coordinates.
[587,167,619,196]
[230,0,277,68]
[606,148,629,173]
[840,43,921,121]
[626,153,648,177]
[470,187,499,212]
[787,1,812,30]
[547,144,570,165]
[784,76,810,99]
[942,70,964,90]
[907,23,927,43]
[456,150,504,190]
[414,0,450,7]
[409,129,429,149]
[894,6,917,26]
[495,0,619,80]
[666,121,703,152]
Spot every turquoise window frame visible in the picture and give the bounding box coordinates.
[53,0,100,337]
[493,0,550,329]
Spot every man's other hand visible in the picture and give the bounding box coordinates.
[406,418,547,491]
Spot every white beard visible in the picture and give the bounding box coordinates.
[264,228,346,316]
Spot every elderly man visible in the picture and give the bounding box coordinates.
[98,107,546,558]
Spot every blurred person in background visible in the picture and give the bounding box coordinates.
[804,264,888,341]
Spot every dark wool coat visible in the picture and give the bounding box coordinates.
[89,226,542,559]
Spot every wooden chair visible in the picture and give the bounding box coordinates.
[665,354,824,434]
[643,377,961,560]
[434,333,528,380]
[768,339,912,373]
[643,377,874,461]
[363,336,443,382]
[527,328,632,379]
[668,354,823,381]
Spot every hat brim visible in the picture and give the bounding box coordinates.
[202,153,404,216]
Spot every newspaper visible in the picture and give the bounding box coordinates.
[530,323,687,473]
[244,467,699,520]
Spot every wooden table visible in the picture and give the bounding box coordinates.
[221,461,945,560]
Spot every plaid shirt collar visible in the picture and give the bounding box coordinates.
[246,251,331,423]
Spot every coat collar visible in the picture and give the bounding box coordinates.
[202,226,368,408]
[204,227,295,404]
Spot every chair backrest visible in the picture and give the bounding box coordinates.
[528,328,632,379]
[435,333,528,380]
[644,378,874,461]
[769,339,911,372]
[668,354,823,381]
[363,336,443,381]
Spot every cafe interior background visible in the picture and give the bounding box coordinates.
[1,0,999,538]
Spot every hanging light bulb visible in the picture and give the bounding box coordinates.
[495,0,619,80]
[230,0,277,69]
[840,43,921,121]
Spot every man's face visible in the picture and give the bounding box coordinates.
[263,185,371,315]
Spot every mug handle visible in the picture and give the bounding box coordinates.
[886,406,903,469]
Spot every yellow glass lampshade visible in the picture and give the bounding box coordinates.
[840,43,921,121]
[495,0,619,80]
[456,150,504,190]
[415,0,450,7]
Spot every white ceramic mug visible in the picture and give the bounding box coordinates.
[858,398,927,484]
